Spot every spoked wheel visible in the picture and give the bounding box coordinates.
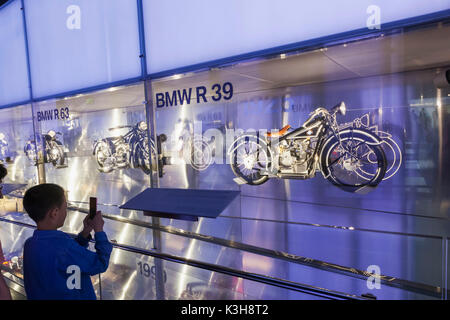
[95,141,114,173]
[377,132,402,181]
[135,139,157,175]
[321,131,387,189]
[189,136,213,171]
[48,144,65,166]
[229,135,271,185]
[24,142,37,164]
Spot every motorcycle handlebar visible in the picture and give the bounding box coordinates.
[108,125,133,131]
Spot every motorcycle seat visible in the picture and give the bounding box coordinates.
[266,125,291,138]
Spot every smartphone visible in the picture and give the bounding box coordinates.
[89,197,97,219]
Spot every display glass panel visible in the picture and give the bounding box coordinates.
[0,104,37,190]
[149,21,450,299]
[0,221,101,299]
[30,83,151,216]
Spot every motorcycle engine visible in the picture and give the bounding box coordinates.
[116,142,130,166]
[279,139,311,175]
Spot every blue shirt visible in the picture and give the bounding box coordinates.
[23,229,112,300]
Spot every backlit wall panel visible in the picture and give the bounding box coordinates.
[23,0,142,99]
[0,0,30,106]
[144,0,450,74]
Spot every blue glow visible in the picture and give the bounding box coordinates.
[144,0,450,74]
[23,0,142,99]
[1,0,450,107]
[0,0,30,106]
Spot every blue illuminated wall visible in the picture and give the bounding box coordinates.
[143,0,450,74]
[0,0,450,107]
[0,0,30,106]
[23,0,142,99]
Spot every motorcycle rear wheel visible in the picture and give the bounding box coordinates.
[321,131,387,189]
[52,143,66,167]
[229,135,271,185]
[134,141,157,175]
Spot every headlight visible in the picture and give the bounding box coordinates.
[138,121,147,131]
[339,102,346,116]
[331,102,346,116]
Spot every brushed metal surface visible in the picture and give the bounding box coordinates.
[0,24,450,299]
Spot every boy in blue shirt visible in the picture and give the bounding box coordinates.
[22,183,112,300]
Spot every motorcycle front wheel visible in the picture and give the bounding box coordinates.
[321,131,387,189]
[229,135,271,185]
[94,141,114,173]
[134,141,157,175]
[51,143,66,166]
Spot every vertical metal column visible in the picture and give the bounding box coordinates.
[444,238,448,300]
[139,3,165,297]
[137,0,165,300]
[31,102,46,184]
[144,79,165,300]
[21,0,46,184]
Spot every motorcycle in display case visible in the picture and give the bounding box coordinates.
[0,133,12,163]
[24,130,67,168]
[93,121,169,177]
[173,118,216,171]
[338,112,403,181]
[1,249,23,279]
[228,102,389,192]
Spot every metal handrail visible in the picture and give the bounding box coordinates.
[65,205,446,298]
[0,216,366,300]
[2,194,447,299]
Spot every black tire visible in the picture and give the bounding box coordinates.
[135,140,156,175]
[46,143,65,167]
[54,143,66,166]
[135,145,151,175]
[229,135,271,185]
[321,129,387,189]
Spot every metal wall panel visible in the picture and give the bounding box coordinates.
[149,58,450,298]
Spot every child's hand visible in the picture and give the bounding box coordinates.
[80,214,94,238]
[92,211,104,233]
